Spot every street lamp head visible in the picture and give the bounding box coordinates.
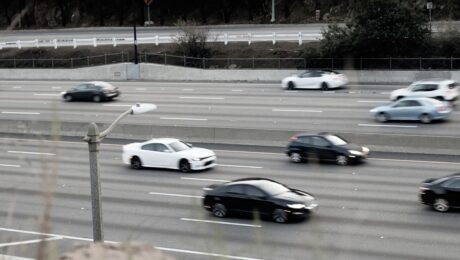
[131,103,157,115]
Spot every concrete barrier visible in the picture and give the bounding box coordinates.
[0,119,459,155]
[0,63,459,83]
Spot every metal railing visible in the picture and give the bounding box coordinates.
[1,52,460,70]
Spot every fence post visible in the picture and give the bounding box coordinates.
[127,52,130,62]
[32,58,35,68]
[298,32,302,46]
[224,33,228,45]
[183,56,186,66]
[87,56,90,66]
[164,53,167,65]
[71,58,73,68]
[202,58,205,69]
[145,53,147,63]
[331,58,334,70]
[278,57,281,69]
[252,57,255,69]
[451,56,453,70]
[389,57,392,70]
[13,58,16,68]
[104,54,107,65]
[419,57,422,70]
[272,32,276,45]
[227,58,230,67]
[304,58,306,69]
[360,57,362,70]
[51,58,54,68]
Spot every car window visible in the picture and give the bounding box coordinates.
[75,84,88,90]
[169,141,191,152]
[257,180,290,196]
[324,135,348,146]
[408,100,422,107]
[448,82,459,89]
[412,84,437,92]
[443,178,460,189]
[312,137,330,147]
[300,72,311,78]
[154,143,170,152]
[244,186,265,197]
[226,185,244,195]
[141,143,155,151]
[394,100,412,107]
[310,71,323,77]
[297,136,311,144]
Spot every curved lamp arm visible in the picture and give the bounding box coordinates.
[99,108,132,140]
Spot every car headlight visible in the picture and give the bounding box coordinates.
[191,157,200,161]
[349,150,363,156]
[369,108,378,113]
[362,147,370,153]
[287,203,305,209]
[61,91,66,95]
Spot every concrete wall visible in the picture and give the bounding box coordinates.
[0,63,460,83]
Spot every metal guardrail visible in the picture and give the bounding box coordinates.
[1,52,460,70]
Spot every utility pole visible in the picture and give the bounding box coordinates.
[427,2,433,31]
[271,0,275,23]
[133,23,138,64]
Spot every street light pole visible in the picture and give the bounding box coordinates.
[84,103,157,242]
[271,0,275,23]
[133,23,138,64]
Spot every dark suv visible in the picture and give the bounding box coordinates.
[286,133,369,165]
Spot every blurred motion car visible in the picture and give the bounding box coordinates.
[62,81,120,102]
[286,132,369,166]
[370,97,452,124]
[419,173,460,212]
[202,178,318,223]
[281,70,348,90]
[122,138,216,173]
[390,79,459,101]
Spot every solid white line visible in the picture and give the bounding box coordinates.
[8,151,55,156]
[213,149,280,156]
[217,164,263,169]
[156,246,264,260]
[179,96,224,100]
[322,91,336,93]
[0,254,33,260]
[51,87,61,89]
[181,177,229,182]
[33,93,60,96]
[358,124,417,128]
[135,88,147,90]
[182,88,194,91]
[160,117,208,121]
[181,218,262,228]
[0,236,62,248]
[272,109,323,113]
[148,192,203,198]
[357,100,388,103]
[1,112,40,115]
[0,164,21,168]
[231,89,243,92]
[12,86,22,89]
[380,92,391,94]
[102,104,132,107]
[283,90,298,93]
[370,158,460,165]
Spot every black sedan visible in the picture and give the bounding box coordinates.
[202,178,318,223]
[286,132,369,165]
[419,173,460,212]
[62,81,120,102]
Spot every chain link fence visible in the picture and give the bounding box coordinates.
[1,52,460,70]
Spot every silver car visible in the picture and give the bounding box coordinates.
[370,97,452,124]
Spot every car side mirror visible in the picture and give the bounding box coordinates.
[187,143,193,148]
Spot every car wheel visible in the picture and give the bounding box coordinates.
[320,82,329,90]
[130,156,142,169]
[376,112,389,123]
[63,94,73,102]
[419,113,432,124]
[289,152,303,163]
[272,209,288,223]
[336,155,348,166]
[287,81,296,90]
[93,95,102,102]
[212,203,227,218]
[179,159,191,173]
[433,198,450,212]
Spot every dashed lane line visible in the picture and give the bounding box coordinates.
[181,218,262,228]
[148,192,204,199]
[0,236,63,248]
[8,151,56,156]
[181,177,229,182]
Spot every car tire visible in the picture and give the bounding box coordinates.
[63,94,73,102]
[272,208,288,223]
[320,82,329,90]
[93,95,102,102]
[179,159,191,173]
[287,81,296,90]
[376,112,389,123]
[419,113,432,124]
[130,156,143,169]
[433,198,450,212]
[212,203,227,218]
[336,155,349,166]
[289,152,303,163]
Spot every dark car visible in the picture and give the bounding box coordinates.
[286,133,369,165]
[62,81,120,102]
[202,178,318,223]
[419,173,460,212]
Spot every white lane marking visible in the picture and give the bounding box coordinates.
[8,151,55,156]
[0,226,262,260]
[322,91,336,93]
[181,177,229,182]
[231,89,243,92]
[179,96,224,100]
[12,86,22,89]
[0,236,62,248]
[154,247,264,260]
[33,93,60,96]
[0,164,21,168]
[102,104,132,107]
[1,112,40,115]
[181,218,262,228]
[370,158,460,165]
[357,100,388,103]
[148,192,203,199]
[359,124,418,128]
[135,88,147,90]
[0,254,33,260]
[283,90,298,93]
[51,87,61,89]
[272,109,323,113]
[160,117,208,121]
[217,164,263,169]
[182,88,194,91]
[380,92,391,94]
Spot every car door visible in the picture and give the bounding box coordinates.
[296,72,313,88]
[442,178,460,207]
[296,136,315,160]
[309,71,324,89]
[223,185,247,214]
[72,84,88,99]
[86,84,101,100]
[151,143,174,168]
[243,185,272,217]
[388,100,414,120]
[312,136,337,161]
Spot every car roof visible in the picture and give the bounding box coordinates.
[293,132,334,137]
[225,177,281,186]
[412,79,455,84]
[87,81,114,87]
[143,138,180,144]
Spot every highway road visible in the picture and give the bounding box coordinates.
[0,80,458,137]
[0,137,459,260]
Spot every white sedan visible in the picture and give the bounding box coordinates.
[281,70,348,90]
[122,138,216,172]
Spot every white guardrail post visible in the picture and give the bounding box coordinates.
[272,32,276,45]
[35,39,39,48]
[248,33,252,45]
[155,35,159,46]
[16,40,21,49]
[298,32,302,45]
[53,39,58,49]
[93,38,97,47]
[73,39,77,48]
[224,33,228,45]
[112,37,117,47]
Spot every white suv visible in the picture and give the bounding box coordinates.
[390,79,459,101]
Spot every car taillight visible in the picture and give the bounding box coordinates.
[289,135,298,141]
[436,105,448,112]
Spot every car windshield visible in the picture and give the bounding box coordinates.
[169,141,191,152]
[324,135,348,146]
[257,180,290,196]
